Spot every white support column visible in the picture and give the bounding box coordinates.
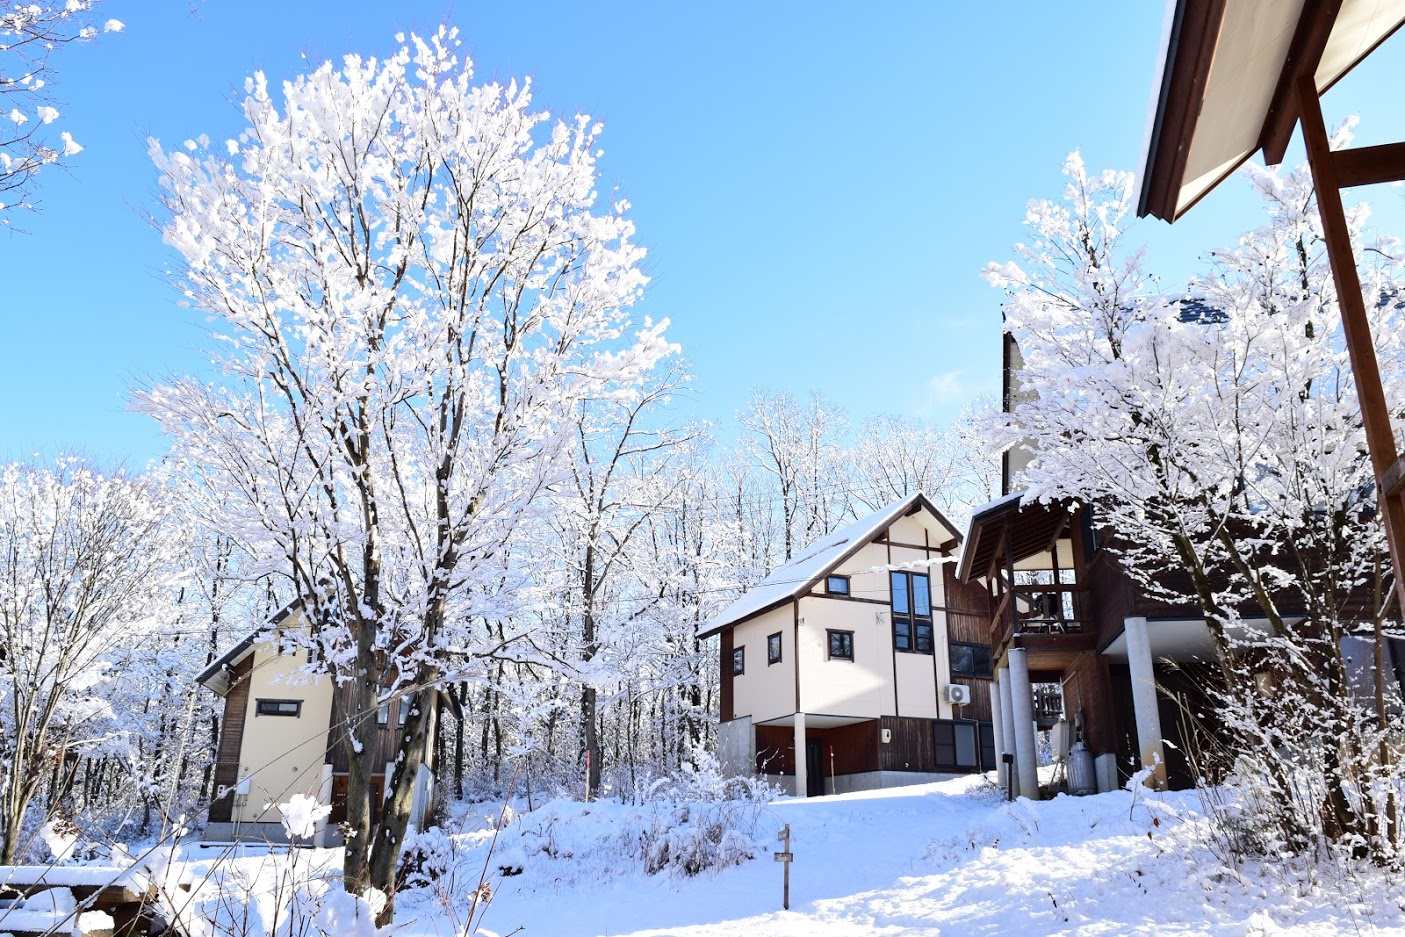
[990,672,1007,789]
[794,712,808,798]
[1007,648,1040,800]
[1125,616,1167,789]
[998,667,1018,797]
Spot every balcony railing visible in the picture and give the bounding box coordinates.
[1033,684,1064,723]
[991,582,1090,647]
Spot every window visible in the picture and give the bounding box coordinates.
[398,695,413,725]
[827,575,850,596]
[256,699,301,717]
[377,703,390,726]
[950,642,994,678]
[891,571,934,654]
[767,632,782,665]
[827,629,854,661]
[934,719,980,771]
[732,647,745,676]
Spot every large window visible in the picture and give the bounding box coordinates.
[827,629,854,661]
[890,571,934,654]
[732,647,745,676]
[767,632,783,665]
[256,699,301,717]
[949,642,994,678]
[934,720,996,772]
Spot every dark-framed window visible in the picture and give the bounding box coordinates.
[827,629,854,661]
[256,699,301,717]
[950,642,994,678]
[732,646,745,676]
[398,694,414,725]
[827,575,850,596]
[767,632,783,665]
[377,703,390,726]
[891,571,934,654]
[934,719,979,771]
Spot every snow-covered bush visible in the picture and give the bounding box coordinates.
[644,745,780,805]
[632,801,760,877]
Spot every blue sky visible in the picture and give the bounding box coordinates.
[4,1,1404,466]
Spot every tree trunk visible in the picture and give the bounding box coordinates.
[368,668,439,926]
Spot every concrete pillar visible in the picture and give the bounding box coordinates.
[990,672,1007,789]
[794,712,808,798]
[1007,648,1040,800]
[1125,616,1167,789]
[997,667,1018,797]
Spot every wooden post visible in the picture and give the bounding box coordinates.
[1296,73,1405,620]
[775,823,793,910]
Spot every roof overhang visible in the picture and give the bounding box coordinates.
[699,492,962,639]
[957,493,1076,583]
[1138,0,1405,222]
[194,600,304,697]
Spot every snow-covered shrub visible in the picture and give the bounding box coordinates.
[632,801,759,877]
[172,848,376,937]
[644,744,779,805]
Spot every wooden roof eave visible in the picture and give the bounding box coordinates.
[1138,0,1405,222]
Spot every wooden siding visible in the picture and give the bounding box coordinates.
[817,721,881,776]
[755,723,793,775]
[964,679,993,723]
[943,562,992,644]
[754,720,881,778]
[327,683,401,773]
[944,561,994,722]
[720,630,734,721]
[207,655,253,824]
[879,716,937,773]
[1054,650,1117,757]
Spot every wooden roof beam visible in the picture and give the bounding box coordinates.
[1333,142,1405,188]
[1259,0,1343,166]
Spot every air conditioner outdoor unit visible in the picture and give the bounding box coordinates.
[946,684,971,706]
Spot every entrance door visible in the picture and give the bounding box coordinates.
[806,740,825,796]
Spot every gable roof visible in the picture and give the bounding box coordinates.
[698,492,960,639]
[956,491,1078,583]
[194,600,303,697]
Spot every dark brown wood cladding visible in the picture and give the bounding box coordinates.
[818,721,881,776]
[720,630,734,722]
[964,679,993,723]
[207,655,254,823]
[1059,650,1116,757]
[879,716,937,773]
[327,682,399,773]
[755,723,794,776]
[943,561,992,645]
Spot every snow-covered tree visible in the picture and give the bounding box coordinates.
[739,390,850,560]
[552,366,691,799]
[986,146,1405,854]
[0,457,174,863]
[849,400,999,526]
[0,0,121,220]
[139,27,670,919]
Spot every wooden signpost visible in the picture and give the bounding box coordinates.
[774,824,793,910]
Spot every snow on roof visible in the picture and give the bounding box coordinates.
[701,493,949,638]
[967,490,1024,520]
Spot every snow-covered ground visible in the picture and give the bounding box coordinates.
[160,776,1405,936]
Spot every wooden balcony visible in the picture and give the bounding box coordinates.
[990,584,1098,672]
